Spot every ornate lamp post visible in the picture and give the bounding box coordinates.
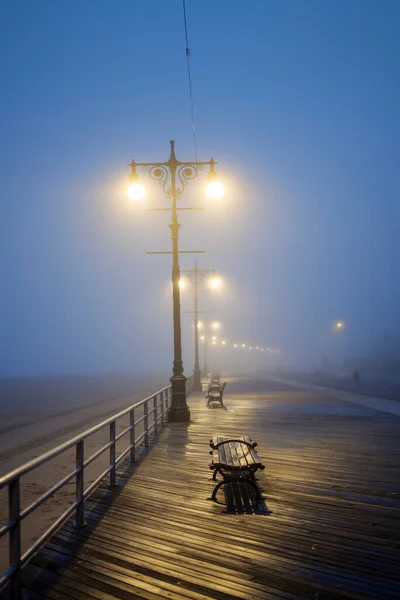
[180,262,220,391]
[128,140,224,422]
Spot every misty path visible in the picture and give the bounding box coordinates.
[8,377,399,600]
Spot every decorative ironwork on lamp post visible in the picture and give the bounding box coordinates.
[181,261,218,391]
[128,140,224,422]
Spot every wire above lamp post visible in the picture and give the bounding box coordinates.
[127,140,224,422]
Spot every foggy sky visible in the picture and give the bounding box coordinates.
[1,0,399,375]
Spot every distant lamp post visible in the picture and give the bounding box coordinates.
[181,261,220,391]
[127,140,224,422]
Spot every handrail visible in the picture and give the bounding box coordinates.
[0,384,169,488]
[0,378,193,599]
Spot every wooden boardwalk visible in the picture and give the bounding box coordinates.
[15,378,400,599]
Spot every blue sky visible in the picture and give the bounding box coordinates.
[1,0,399,374]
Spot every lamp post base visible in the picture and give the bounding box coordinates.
[168,374,191,422]
[192,368,202,391]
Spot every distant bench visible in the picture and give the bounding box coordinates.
[209,436,265,502]
[206,382,227,408]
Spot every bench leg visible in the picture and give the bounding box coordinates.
[212,468,222,481]
[210,480,225,502]
[247,480,261,504]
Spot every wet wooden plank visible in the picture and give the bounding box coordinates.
[12,378,400,600]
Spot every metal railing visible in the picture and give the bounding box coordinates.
[0,383,179,599]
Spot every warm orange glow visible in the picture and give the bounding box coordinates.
[205,181,225,199]
[127,183,146,201]
[209,276,221,289]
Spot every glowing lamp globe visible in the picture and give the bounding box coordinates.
[205,180,225,199]
[210,276,221,289]
[127,183,146,201]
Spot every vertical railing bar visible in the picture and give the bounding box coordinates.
[130,408,135,462]
[154,394,158,435]
[9,477,21,600]
[109,421,116,487]
[161,389,165,426]
[73,440,87,529]
[144,400,149,447]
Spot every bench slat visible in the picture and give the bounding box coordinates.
[239,436,255,468]
[225,441,236,468]
[231,441,247,469]
[218,440,228,466]
[238,442,252,469]
[231,441,241,467]
[239,436,260,464]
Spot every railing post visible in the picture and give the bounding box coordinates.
[73,440,87,528]
[109,421,116,487]
[154,394,159,435]
[9,477,21,600]
[161,390,165,426]
[144,400,149,447]
[130,408,135,462]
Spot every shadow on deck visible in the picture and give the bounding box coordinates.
[11,378,400,599]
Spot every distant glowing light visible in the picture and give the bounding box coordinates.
[212,322,220,330]
[127,183,146,201]
[209,276,221,289]
[212,341,217,345]
[205,181,225,199]
[197,322,203,329]
[200,336,205,341]
[178,279,186,290]
[242,344,246,348]
[212,336,217,341]
[335,321,345,330]
[222,341,226,345]
[234,344,238,348]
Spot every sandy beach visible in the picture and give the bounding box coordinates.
[0,374,168,572]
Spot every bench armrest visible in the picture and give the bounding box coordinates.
[209,438,257,450]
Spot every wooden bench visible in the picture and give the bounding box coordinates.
[206,382,227,408]
[210,373,221,384]
[209,436,265,502]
